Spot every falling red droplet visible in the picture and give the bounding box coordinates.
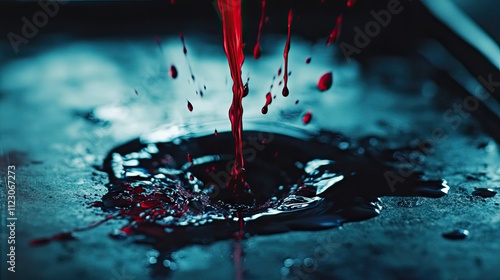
[303,111,313,124]
[180,33,187,54]
[295,99,299,104]
[265,92,272,105]
[253,44,261,59]
[282,87,289,97]
[278,81,283,86]
[306,57,311,64]
[243,82,249,97]
[277,67,282,76]
[347,0,356,7]
[214,129,218,136]
[261,106,268,114]
[170,65,178,78]
[288,71,292,76]
[187,101,193,111]
[317,72,333,91]
[326,15,343,46]
[187,153,193,163]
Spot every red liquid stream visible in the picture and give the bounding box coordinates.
[217,0,246,187]
[282,9,293,97]
[253,0,266,59]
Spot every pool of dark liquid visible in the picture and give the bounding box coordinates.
[96,122,448,244]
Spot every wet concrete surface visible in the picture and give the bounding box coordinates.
[1,34,499,280]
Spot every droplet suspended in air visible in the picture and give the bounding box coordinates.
[317,72,333,92]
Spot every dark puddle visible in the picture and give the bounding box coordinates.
[31,122,449,276]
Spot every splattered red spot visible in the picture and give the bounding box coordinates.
[303,111,313,124]
[170,65,178,79]
[317,72,333,91]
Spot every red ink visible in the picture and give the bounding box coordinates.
[303,111,313,124]
[306,57,311,64]
[326,15,343,46]
[261,92,273,114]
[187,101,193,111]
[180,33,187,54]
[253,0,266,59]
[169,65,178,79]
[317,72,333,91]
[218,0,246,187]
[243,77,250,97]
[282,8,293,97]
[277,67,282,76]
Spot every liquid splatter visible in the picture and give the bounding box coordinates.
[187,101,193,112]
[326,15,343,46]
[169,65,178,79]
[318,72,333,91]
[303,111,313,124]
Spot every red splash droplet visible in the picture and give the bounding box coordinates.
[169,65,178,79]
[253,44,261,59]
[180,33,187,55]
[243,81,249,97]
[277,67,282,76]
[326,15,343,46]
[305,57,311,64]
[317,72,333,91]
[261,106,268,114]
[282,86,289,97]
[189,175,194,181]
[187,101,193,112]
[265,92,272,105]
[303,111,313,124]
[347,0,356,7]
[295,99,299,104]
[187,153,193,163]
